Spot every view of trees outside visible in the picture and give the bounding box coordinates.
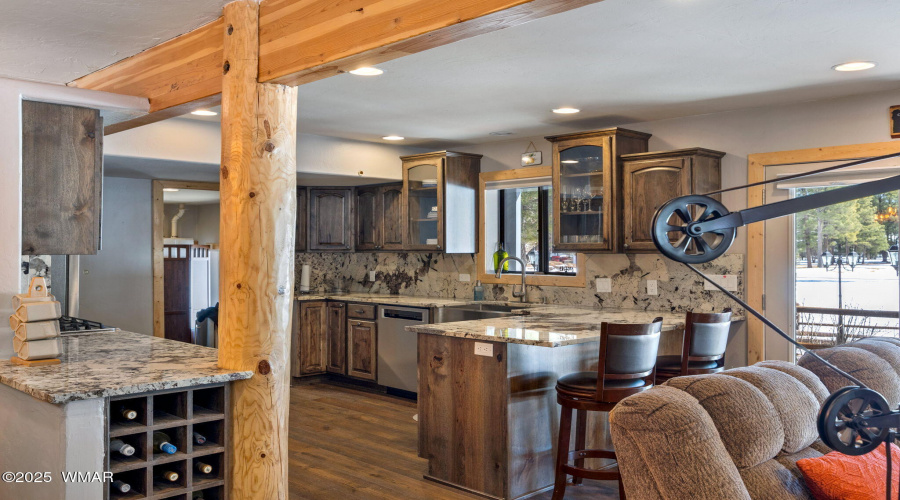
[794,189,899,346]
[795,189,896,264]
[515,187,576,274]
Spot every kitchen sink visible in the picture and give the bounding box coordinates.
[432,303,531,323]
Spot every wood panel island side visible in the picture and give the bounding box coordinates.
[409,307,740,500]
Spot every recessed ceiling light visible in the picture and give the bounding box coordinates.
[163,188,180,192]
[383,135,405,141]
[191,109,217,116]
[561,160,579,164]
[832,61,876,72]
[552,107,580,114]
[349,67,384,76]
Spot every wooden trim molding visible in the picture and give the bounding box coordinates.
[745,140,900,364]
[151,180,220,338]
[477,167,586,287]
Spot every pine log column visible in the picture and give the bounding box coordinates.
[218,1,297,498]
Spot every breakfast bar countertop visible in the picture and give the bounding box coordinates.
[407,306,744,348]
[0,330,252,404]
[295,292,471,308]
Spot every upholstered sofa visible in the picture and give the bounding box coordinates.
[608,337,900,499]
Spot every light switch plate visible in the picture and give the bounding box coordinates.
[369,271,376,282]
[474,342,493,357]
[703,274,738,291]
[647,279,658,296]
[459,273,471,282]
[595,277,611,293]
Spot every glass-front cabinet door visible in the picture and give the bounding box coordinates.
[403,160,443,250]
[552,138,612,250]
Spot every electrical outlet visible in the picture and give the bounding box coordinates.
[459,273,471,282]
[368,271,376,282]
[647,279,658,295]
[474,342,493,357]
[595,277,611,293]
[703,274,738,292]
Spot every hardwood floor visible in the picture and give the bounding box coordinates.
[289,382,620,500]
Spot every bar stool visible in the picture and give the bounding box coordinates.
[552,318,663,500]
[655,309,732,385]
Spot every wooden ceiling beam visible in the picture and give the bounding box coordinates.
[70,0,603,133]
[258,0,602,86]
[68,18,225,134]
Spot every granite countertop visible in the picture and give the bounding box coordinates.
[0,331,252,404]
[296,292,470,308]
[408,307,744,348]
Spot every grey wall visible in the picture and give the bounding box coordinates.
[163,203,219,245]
[79,177,153,335]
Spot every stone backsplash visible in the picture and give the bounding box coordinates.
[295,252,744,313]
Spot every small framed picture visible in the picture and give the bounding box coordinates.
[891,105,900,139]
[521,151,542,166]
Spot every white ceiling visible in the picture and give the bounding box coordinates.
[291,0,900,147]
[0,0,228,84]
[163,189,219,205]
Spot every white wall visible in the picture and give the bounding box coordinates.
[79,178,154,335]
[0,77,146,358]
[105,117,429,182]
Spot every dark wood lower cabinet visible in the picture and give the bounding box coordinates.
[326,302,347,374]
[347,319,377,381]
[295,301,327,376]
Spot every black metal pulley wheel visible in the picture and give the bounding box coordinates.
[651,195,737,264]
[817,386,892,456]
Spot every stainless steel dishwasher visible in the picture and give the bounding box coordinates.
[377,305,429,394]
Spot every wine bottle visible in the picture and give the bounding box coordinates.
[119,407,138,420]
[152,431,177,454]
[193,431,207,445]
[192,491,205,500]
[195,461,213,474]
[111,480,131,493]
[159,470,179,482]
[109,439,135,457]
[493,243,509,272]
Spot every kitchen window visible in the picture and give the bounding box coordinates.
[495,186,577,275]
[478,167,584,287]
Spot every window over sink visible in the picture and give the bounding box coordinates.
[478,167,585,287]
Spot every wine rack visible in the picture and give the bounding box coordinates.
[106,384,229,500]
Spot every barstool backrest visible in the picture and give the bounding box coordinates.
[681,308,733,374]
[597,318,663,402]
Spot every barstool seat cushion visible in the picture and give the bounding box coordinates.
[656,355,718,372]
[557,372,646,395]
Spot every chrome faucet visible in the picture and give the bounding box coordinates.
[495,256,527,301]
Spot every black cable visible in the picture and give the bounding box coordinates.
[682,262,868,388]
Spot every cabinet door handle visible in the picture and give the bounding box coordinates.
[354,309,365,314]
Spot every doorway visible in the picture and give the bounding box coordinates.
[151,181,220,342]
[748,142,900,362]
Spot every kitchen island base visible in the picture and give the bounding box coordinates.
[417,333,611,500]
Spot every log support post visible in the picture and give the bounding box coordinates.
[218,1,297,498]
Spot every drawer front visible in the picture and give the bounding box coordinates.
[347,303,376,320]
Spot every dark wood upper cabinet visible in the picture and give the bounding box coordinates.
[295,186,307,252]
[546,128,650,253]
[401,151,481,253]
[326,302,347,374]
[620,148,724,252]
[308,188,353,251]
[381,185,404,250]
[355,183,403,251]
[22,100,103,255]
[355,186,382,251]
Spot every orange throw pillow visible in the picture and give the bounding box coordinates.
[797,443,900,500]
